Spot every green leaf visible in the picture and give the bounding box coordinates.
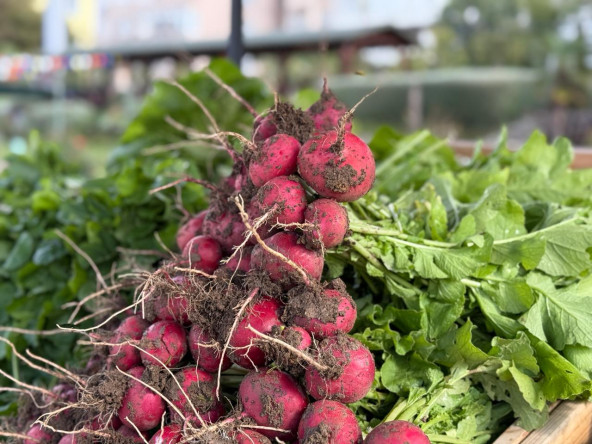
[381,353,443,396]
[2,232,34,271]
[535,223,592,277]
[31,189,61,212]
[492,237,546,270]
[530,336,591,401]
[434,320,490,369]
[32,238,67,265]
[520,274,592,350]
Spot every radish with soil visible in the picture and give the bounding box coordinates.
[238,368,308,440]
[7,79,381,444]
[109,315,150,371]
[176,210,208,250]
[248,134,301,187]
[298,400,363,444]
[140,320,188,367]
[118,366,166,431]
[298,131,375,202]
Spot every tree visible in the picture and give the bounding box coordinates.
[0,0,41,53]
[433,0,588,69]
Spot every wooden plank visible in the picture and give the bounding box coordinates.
[449,140,592,169]
[522,402,592,444]
[493,403,559,444]
[494,402,592,444]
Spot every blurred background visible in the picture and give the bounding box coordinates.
[1,0,591,173]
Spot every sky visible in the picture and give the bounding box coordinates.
[326,0,449,30]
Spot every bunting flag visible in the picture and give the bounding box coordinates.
[0,53,114,82]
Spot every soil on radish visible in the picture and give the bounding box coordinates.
[165,373,216,414]
[82,370,130,415]
[283,282,342,325]
[323,161,366,194]
[268,102,314,144]
[244,269,285,298]
[302,422,333,444]
[258,325,307,375]
[142,365,169,392]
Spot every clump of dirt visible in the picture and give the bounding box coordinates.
[244,270,282,299]
[301,422,333,444]
[45,407,89,438]
[323,161,363,194]
[81,370,129,416]
[271,102,314,144]
[259,325,308,376]
[186,277,245,343]
[283,281,342,325]
[142,365,169,392]
[260,392,283,428]
[314,332,358,382]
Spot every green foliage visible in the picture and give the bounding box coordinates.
[434,0,586,68]
[0,60,271,392]
[0,0,41,52]
[336,128,592,439]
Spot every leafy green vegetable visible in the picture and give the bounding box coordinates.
[0,60,271,392]
[338,129,592,441]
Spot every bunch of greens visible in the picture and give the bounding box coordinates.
[0,60,271,391]
[327,128,592,442]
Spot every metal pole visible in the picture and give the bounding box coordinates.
[228,0,244,67]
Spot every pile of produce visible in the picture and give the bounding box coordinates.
[2,65,592,444]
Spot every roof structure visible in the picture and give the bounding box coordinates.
[66,25,418,61]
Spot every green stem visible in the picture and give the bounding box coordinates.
[351,201,370,221]
[382,398,409,423]
[460,278,481,288]
[349,221,458,249]
[376,130,430,177]
[426,434,472,444]
[492,217,579,245]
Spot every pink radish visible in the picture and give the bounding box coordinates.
[365,420,431,444]
[298,131,375,202]
[239,368,308,440]
[24,424,55,444]
[151,275,190,325]
[297,400,362,444]
[166,367,218,420]
[140,320,187,367]
[202,210,246,254]
[148,424,182,444]
[288,285,356,338]
[176,210,207,251]
[307,81,352,133]
[181,235,223,274]
[188,325,232,373]
[251,232,324,287]
[234,429,272,443]
[109,315,150,371]
[253,113,277,142]
[252,176,307,227]
[222,246,253,274]
[249,134,301,187]
[118,366,165,431]
[303,198,349,249]
[229,296,283,369]
[304,334,374,403]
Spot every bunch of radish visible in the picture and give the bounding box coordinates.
[18,81,430,444]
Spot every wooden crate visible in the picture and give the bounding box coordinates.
[494,402,592,444]
[451,141,592,443]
